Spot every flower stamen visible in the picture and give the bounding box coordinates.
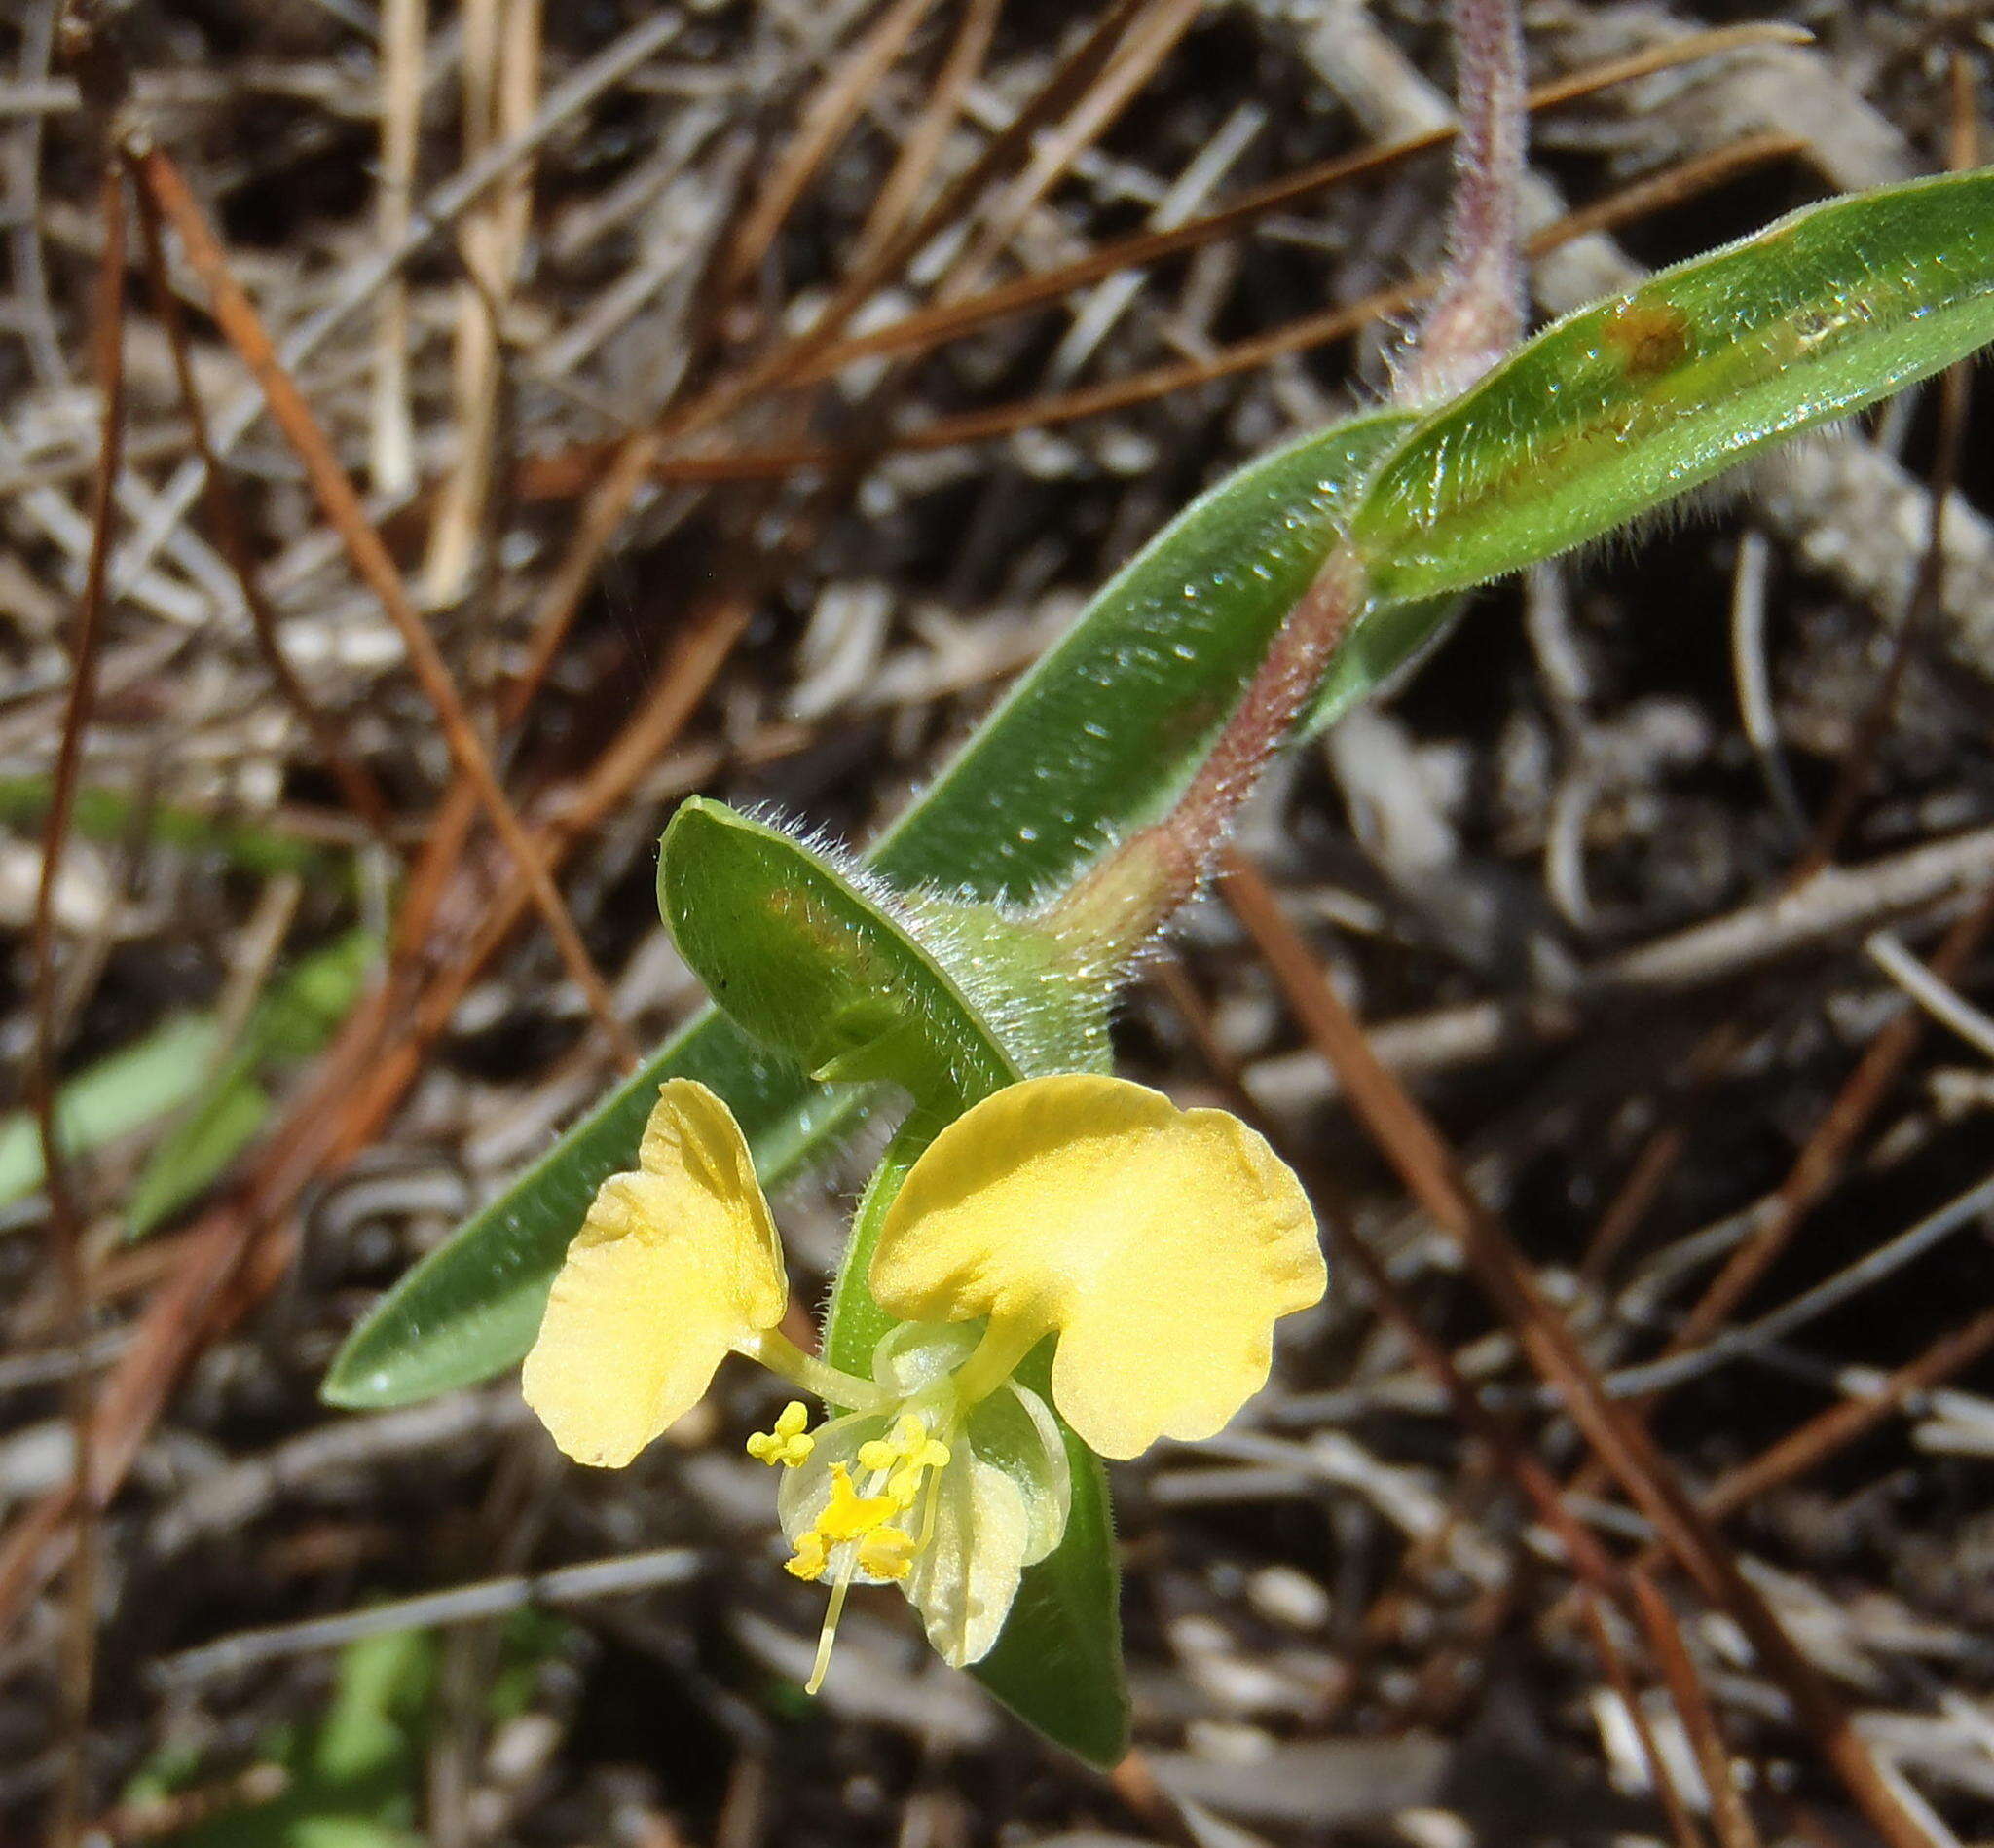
[747,1400,816,1467]
[857,1527,917,1580]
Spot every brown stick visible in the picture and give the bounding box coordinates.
[1153,956,1710,1841]
[512,131,1802,493]
[784,23,1808,384]
[1695,1303,1994,1529]
[1630,1571,1765,1848]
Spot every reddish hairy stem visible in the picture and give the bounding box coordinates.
[1400,0,1528,405]
[1050,544,1365,956]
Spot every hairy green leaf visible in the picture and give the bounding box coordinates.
[1353,168,1994,602]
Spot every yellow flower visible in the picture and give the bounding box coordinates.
[522,1071,1323,1685]
[870,1074,1326,1460]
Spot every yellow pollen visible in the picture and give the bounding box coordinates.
[857,1527,916,1580]
[784,1531,830,1581]
[791,1420,959,1692]
[813,1464,902,1543]
[857,1437,897,1473]
[747,1400,816,1467]
[854,1415,952,1507]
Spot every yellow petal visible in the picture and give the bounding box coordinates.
[870,1075,1324,1460]
[522,1079,788,1467]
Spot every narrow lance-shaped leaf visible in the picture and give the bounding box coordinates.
[0,1015,223,1210]
[1351,167,1994,604]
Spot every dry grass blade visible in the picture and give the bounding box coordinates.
[370,0,425,496]
[0,586,752,1644]
[785,21,1811,381]
[846,0,1002,275]
[453,0,1162,914]
[0,979,402,1642]
[335,590,754,1164]
[1577,1589,1714,1848]
[1692,1303,1994,1528]
[423,0,543,604]
[133,146,639,1070]
[714,0,940,304]
[1156,955,1708,1841]
[1667,881,1994,1364]
[110,6,686,616]
[946,0,1204,292]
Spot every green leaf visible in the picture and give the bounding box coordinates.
[659,799,1111,1093]
[145,1630,434,1848]
[128,929,379,1238]
[1351,167,1994,604]
[969,1407,1125,1767]
[124,1079,273,1238]
[323,1029,858,1409]
[327,410,1416,1409]
[0,1015,223,1209]
[658,800,1022,1104]
[0,930,377,1229]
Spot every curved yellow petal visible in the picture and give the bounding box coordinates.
[522,1079,788,1467]
[870,1075,1324,1460]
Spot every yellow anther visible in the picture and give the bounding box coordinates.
[857,1527,917,1581]
[784,1532,830,1582]
[857,1437,898,1473]
[813,1464,901,1544]
[747,1401,816,1467]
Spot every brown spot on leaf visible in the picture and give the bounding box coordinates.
[1601,299,1693,379]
